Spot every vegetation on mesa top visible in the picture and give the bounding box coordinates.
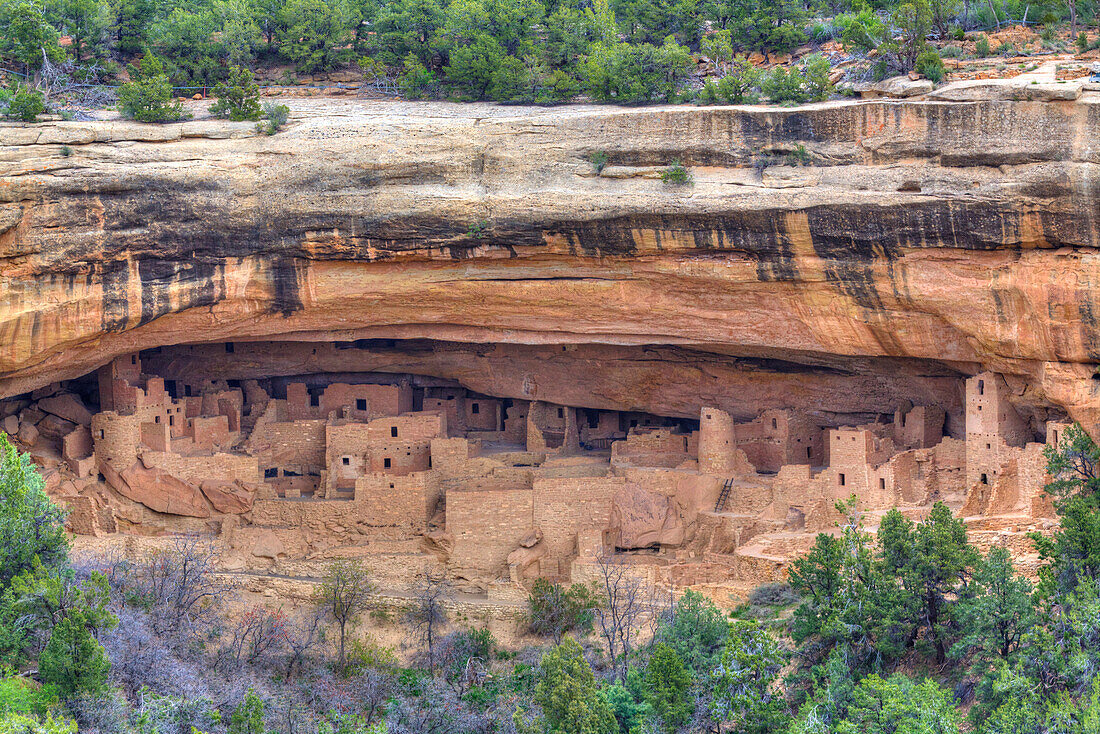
[0,0,1094,121]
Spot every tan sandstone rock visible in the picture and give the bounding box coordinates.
[118,463,211,517]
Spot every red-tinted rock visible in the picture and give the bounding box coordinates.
[118,462,211,517]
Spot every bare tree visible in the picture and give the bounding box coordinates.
[282,609,325,681]
[594,554,649,682]
[404,569,449,673]
[314,559,375,670]
[39,54,115,115]
[137,535,230,637]
[226,605,288,667]
[387,678,489,734]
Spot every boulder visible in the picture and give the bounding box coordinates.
[200,480,254,514]
[518,528,542,548]
[507,541,547,582]
[608,484,685,549]
[118,462,211,517]
[37,393,93,425]
[855,76,934,98]
[2,415,17,436]
[36,414,76,440]
[17,422,39,446]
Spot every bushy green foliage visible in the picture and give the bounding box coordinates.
[709,620,787,734]
[660,159,692,184]
[915,47,945,82]
[644,644,691,732]
[761,55,833,105]
[2,2,65,72]
[38,613,111,698]
[229,688,265,734]
[654,589,728,672]
[527,579,599,643]
[4,87,45,123]
[117,55,190,122]
[700,54,760,103]
[834,674,960,734]
[278,0,356,72]
[0,677,58,717]
[256,102,289,134]
[835,7,886,51]
[0,435,68,587]
[1033,423,1100,595]
[209,65,262,121]
[0,713,75,734]
[976,34,992,57]
[534,638,618,734]
[580,37,693,104]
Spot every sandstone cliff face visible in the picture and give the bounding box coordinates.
[2,98,1099,428]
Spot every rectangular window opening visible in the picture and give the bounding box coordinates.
[356,399,367,411]
[384,458,391,468]
[391,426,398,438]
[472,403,480,414]
[838,473,846,486]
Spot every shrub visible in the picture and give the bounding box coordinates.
[579,38,693,104]
[527,579,598,642]
[0,713,75,734]
[1078,32,1089,54]
[800,54,834,101]
[256,102,289,135]
[644,645,692,732]
[589,150,610,173]
[118,56,189,123]
[994,41,1014,56]
[209,65,262,121]
[836,8,887,51]
[5,87,45,123]
[952,25,965,40]
[397,55,439,100]
[748,581,799,607]
[915,48,945,82]
[976,35,991,57]
[229,688,264,734]
[38,614,111,698]
[762,66,807,104]
[713,55,761,103]
[660,159,692,185]
[0,435,69,586]
[939,45,963,58]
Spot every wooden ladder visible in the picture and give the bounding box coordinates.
[714,478,734,512]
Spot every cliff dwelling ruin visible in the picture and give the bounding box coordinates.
[5,98,1100,605]
[0,338,1066,604]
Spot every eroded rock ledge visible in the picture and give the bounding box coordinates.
[2,97,1100,430]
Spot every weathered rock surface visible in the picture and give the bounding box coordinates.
[118,462,211,517]
[37,393,93,426]
[609,485,685,548]
[199,480,254,514]
[2,97,1100,431]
